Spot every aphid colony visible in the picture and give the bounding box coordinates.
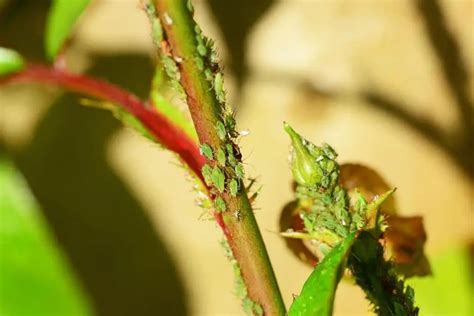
[145,1,249,217]
[193,16,247,215]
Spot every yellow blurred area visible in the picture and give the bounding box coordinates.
[0,0,472,315]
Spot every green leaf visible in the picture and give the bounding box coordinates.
[289,232,357,316]
[45,0,90,59]
[151,90,198,142]
[0,47,25,76]
[0,156,92,316]
[407,246,473,315]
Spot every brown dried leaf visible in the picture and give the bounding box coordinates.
[385,215,432,277]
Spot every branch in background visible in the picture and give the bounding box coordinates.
[0,64,205,180]
[151,1,285,314]
[251,69,473,179]
[415,0,473,138]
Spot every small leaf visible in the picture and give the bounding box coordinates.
[288,232,357,316]
[0,47,25,76]
[45,0,90,59]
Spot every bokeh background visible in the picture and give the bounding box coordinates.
[0,0,472,315]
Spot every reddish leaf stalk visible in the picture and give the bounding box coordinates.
[1,64,205,180]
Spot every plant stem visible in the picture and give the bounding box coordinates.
[348,232,419,316]
[152,1,285,314]
[1,64,205,179]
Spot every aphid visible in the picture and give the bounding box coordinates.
[204,68,214,82]
[197,43,207,57]
[215,196,226,212]
[186,0,194,13]
[195,56,204,71]
[211,166,225,192]
[229,179,239,196]
[234,163,245,179]
[227,154,237,167]
[201,164,213,186]
[162,56,180,80]
[216,120,226,140]
[199,143,213,160]
[194,25,202,35]
[225,143,234,155]
[214,72,225,103]
[216,147,226,167]
[224,114,239,138]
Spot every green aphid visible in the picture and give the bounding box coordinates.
[195,56,204,71]
[229,179,240,196]
[200,143,213,160]
[234,163,245,179]
[225,114,239,138]
[226,143,234,155]
[215,196,226,212]
[227,154,237,167]
[196,37,207,57]
[214,72,225,103]
[204,68,214,82]
[216,120,227,140]
[186,0,194,13]
[216,147,226,166]
[322,143,337,160]
[211,166,225,192]
[163,56,180,80]
[194,25,202,35]
[201,164,213,186]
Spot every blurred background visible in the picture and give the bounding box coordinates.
[0,0,472,315]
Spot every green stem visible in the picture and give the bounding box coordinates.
[151,1,285,314]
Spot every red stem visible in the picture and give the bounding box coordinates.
[1,64,205,181]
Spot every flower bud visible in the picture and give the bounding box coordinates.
[284,122,323,186]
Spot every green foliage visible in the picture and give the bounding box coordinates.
[288,232,357,316]
[45,0,90,59]
[0,157,92,316]
[0,47,24,76]
[408,246,473,315]
[151,90,198,142]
